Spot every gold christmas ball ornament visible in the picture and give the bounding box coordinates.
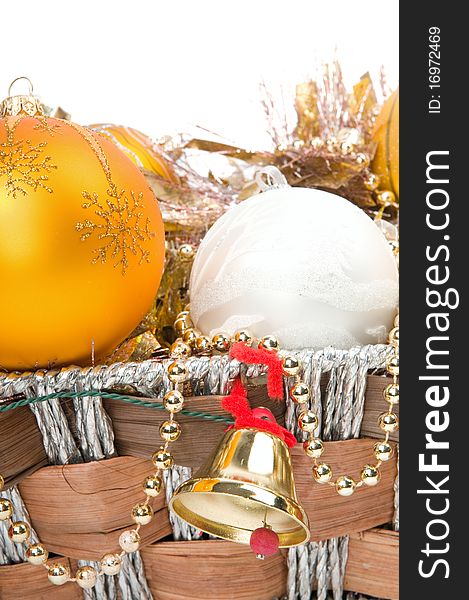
[26,543,49,565]
[0,498,13,520]
[312,463,333,483]
[160,420,182,442]
[0,81,165,371]
[372,88,399,199]
[303,438,324,459]
[8,520,30,542]
[361,464,381,487]
[152,447,174,470]
[76,565,98,589]
[88,123,178,183]
[47,563,70,586]
[100,553,122,576]
[163,390,184,413]
[335,475,356,496]
[374,441,394,461]
[143,475,162,497]
[131,503,153,525]
[119,529,141,553]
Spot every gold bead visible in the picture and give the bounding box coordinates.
[47,563,70,586]
[212,333,231,353]
[177,310,190,320]
[290,382,309,404]
[174,316,191,335]
[163,390,184,413]
[152,447,174,470]
[234,330,253,346]
[119,529,141,553]
[195,335,212,353]
[364,173,380,191]
[0,475,4,490]
[76,565,98,589]
[312,463,332,483]
[394,314,399,327]
[388,326,399,347]
[167,360,187,383]
[143,475,162,497]
[374,441,394,461]
[183,328,198,347]
[8,520,30,543]
[160,420,181,442]
[258,335,279,352]
[340,141,353,154]
[386,354,399,376]
[355,153,370,167]
[0,498,13,520]
[335,475,356,496]
[379,412,399,432]
[26,543,49,565]
[376,190,396,207]
[178,244,195,261]
[303,438,324,458]
[298,411,318,432]
[101,553,122,575]
[361,464,381,487]
[170,340,192,358]
[131,503,153,525]
[283,356,300,377]
[383,383,399,404]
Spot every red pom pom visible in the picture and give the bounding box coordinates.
[250,527,280,557]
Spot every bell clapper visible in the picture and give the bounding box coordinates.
[250,519,280,559]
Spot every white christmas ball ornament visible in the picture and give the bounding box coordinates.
[190,168,399,350]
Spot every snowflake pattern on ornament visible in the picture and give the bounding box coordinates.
[75,183,155,275]
[0,119,57,197]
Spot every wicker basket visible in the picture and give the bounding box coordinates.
[0,347,399,600]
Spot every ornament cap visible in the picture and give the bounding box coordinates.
[1,77,44,117]
[255,166,289,191]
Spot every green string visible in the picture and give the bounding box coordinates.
[0,390,234,424]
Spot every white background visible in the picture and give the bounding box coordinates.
[3,0,398,149]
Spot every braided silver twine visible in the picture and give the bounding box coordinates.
[0,344,398,599]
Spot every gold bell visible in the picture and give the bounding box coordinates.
[169,427,310,548]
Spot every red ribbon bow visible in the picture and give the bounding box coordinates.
[221,342,297,448]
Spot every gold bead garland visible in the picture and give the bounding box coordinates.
[289,311,399,496]
[0,347,186,589]
[171,308,399,497]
